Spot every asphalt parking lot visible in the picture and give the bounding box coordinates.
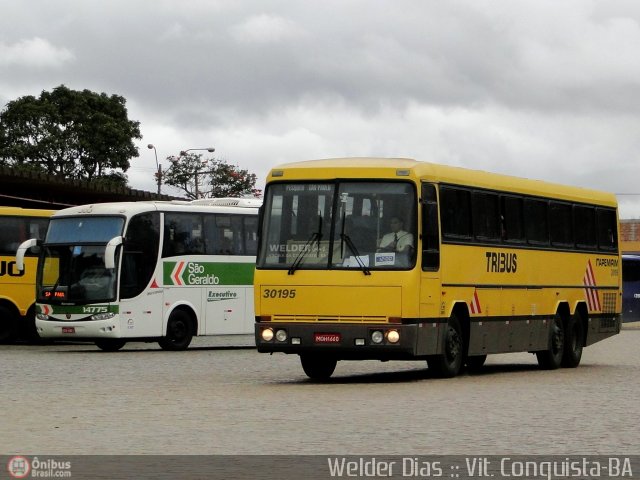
[2,325,639,455]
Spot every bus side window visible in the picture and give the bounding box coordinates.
[244,217,258,255]
[204,214,245,255]
[421,183,440,271]
[597,208,618,251]
[162,213,204,257]
[0,217,21,255]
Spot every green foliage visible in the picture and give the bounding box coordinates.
[162,153,261,199]
[91,171,129,189]
[0,84,141,183]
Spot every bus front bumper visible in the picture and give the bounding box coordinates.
[36,316,122,339]
[255,322,439,360]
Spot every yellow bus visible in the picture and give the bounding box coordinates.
[254,158,622,380]
[0,207,53,342]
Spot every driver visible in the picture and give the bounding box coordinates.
[378,216,413,253]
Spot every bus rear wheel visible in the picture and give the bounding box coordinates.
[300,355,337,381]
[536,313,564,370]
[0,305,18,344]
[428,313,464,378]
[561,312,584,368]
[158,310,194,351]
[465,354,487,373]
[95,339,126,351]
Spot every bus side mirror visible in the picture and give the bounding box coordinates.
[16,239,41,272]
[105,236,123,269]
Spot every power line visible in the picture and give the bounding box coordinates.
[0,193,73,207]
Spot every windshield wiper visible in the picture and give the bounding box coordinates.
[288,215,323,275]
[338,209,370,275]
[340,233,371,275]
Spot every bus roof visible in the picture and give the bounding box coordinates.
[267,158,617,207]
[0,206,55,217]
[50,199,261,218]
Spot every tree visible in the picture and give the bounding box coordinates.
[162,153,261,199]
[0,84,141,185]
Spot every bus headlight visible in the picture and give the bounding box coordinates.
[91,312,116,321]
[275,329,288,342]
[386,329,400,344]
[371,330,384,344]
[261,328,274,341]
[36,313,49,321]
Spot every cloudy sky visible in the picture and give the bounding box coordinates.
[2,0,640,216]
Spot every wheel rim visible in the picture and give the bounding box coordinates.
[169,320,187,342]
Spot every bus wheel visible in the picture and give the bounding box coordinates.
[95,339,126,351]
[158,310,194,351]
[466,354,487,373]
[561,313,584,368]
[300,355,337,381]
[21,308,40,342]
[428,314,464,378]
[0,305,18,344]
[536,313,564,370]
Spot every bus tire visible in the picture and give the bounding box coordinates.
[0,305,19,344]
[465,354,487,373]
[21,307,40,342]
[300,355,337,381]
[561,312,584,368]
[536,313,564,370]
[158,310,194,351]
[95,339,127,351]
[427,313,464,378]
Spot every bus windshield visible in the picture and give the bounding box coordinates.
[37,216,125,304]
[46,216,125,244]
[258,181,417,270]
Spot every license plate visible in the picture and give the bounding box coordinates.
[314,333,341,343]
[61,327,75,334]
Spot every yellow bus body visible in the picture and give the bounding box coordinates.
[254,159,621,378]
[0,207,53,341]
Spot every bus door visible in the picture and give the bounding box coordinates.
[119,212,163,337]
[418,183,442,354]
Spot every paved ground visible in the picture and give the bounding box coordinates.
[2,325,639,455]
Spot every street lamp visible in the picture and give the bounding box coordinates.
[177,147,216,199]
[180,147,215,156]
[147,144,162,195]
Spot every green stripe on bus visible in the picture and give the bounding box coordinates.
[163,261,255,286]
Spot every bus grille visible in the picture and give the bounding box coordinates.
[601,293,617,314]
[272,315,388,323]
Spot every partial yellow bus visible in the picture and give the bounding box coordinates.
[254,158,622,379]
[0,207,52,342]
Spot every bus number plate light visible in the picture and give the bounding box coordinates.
[314,333,341,344]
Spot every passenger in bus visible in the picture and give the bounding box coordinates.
[378,216,414,253]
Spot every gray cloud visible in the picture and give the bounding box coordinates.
[2,0,640,215]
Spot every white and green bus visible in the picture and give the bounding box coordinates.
[16,198,260,351]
